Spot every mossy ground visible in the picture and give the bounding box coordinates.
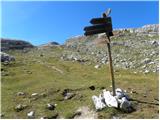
[1,48,159,119]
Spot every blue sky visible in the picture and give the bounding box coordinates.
[1,1,159,45]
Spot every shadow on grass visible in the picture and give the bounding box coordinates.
[130,98,159,106]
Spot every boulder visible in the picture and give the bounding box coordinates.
[92,95,106,110]
[120,97,132,113]
[1,52,15,62]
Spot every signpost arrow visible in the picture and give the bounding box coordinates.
[84,29,106,36]
[84,23,112,32]
[90,17,112,24]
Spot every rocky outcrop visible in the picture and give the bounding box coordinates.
[1,38,34,51]
[134,24,159,33]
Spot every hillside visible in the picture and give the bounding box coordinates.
[64,24,159,73]
[1,38,34,51]
[1,24,159,119]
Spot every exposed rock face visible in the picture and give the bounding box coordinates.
[134,24,159,33]
[63,24,159,73]
[1,38,34,51]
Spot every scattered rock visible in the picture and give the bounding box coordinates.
[150,40,159,47]
[62,89,76,100]
[143,58,151,64]
[130,89,137,94]
[89,86,95,90]
[143,94,147,97]
[94,65,100,69]
[15,104,27,112]
[16,92,25,96]
[31,93,38,97]
[144,70,149,74]
[27,111,35,118]
[46,103,56,110]
[62,89,75,98]
[0,113,4,118]
[64,93,75,100]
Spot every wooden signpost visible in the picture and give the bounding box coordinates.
[83,8,116,96]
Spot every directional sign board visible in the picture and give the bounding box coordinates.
[90,17,112,24]
[84,29,106,36]
[84,17,113,36]
[84,23,112,36]
[84,23,112,31]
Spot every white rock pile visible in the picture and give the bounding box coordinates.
[92,88,133,113]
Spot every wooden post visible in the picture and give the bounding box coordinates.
[102,10,116,96]
[106,35,116,96]
[83,8,116,95]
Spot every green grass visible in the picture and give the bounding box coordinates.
[1,48,159,119]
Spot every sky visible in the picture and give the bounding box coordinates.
[1,1,159,45]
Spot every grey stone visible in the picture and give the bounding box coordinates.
[31,93,38,97]
[27,111,35,118]
[120,97,132,113]
[1,52,15,62]
[150,40,159,47]
[94,65,100,69]
[16,92,25,96]
[15,104,27,112]
[64,93,75,100]
[143,58,151,64]
[144,70,149,74]
[47,103,56,110]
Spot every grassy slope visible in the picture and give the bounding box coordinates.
[1,47,159,119]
